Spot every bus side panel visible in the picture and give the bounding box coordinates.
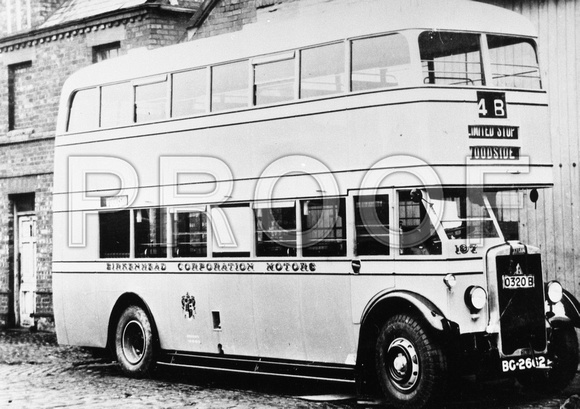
[160,273,258,356]
[53,273,105,348]
[251,273,355,363]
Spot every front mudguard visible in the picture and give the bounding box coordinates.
[549,288,580,328]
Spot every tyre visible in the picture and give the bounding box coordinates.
[115,305,155,377]
[375,314,448,409]
[517,325,578,392]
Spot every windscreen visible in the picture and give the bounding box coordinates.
[487,35,541,89]
[438,189,499,240]
[433,189,526,241]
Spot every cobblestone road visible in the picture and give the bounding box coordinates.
[1,329,579,408]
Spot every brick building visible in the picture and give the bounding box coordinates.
[0,0,199,329]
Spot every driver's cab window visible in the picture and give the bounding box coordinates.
[398,190,441,255]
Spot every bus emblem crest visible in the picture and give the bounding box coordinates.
[181,292,196,319]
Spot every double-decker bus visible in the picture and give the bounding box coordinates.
[52,0,580,407]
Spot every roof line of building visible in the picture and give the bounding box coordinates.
[0,3,197,54]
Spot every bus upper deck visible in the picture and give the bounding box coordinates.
[55,0,551,196]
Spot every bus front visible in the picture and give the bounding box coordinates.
[403,23,580,394]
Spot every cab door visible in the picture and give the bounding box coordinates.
[349,190,396,324]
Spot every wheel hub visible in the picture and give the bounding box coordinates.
[122,319,146,365]
[386,337,420,392]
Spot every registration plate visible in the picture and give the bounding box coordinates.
[501,356,551,372]
[502,275,534,289]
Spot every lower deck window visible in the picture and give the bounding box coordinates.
[255,204,297,257]
[302,198,346,257]
[211,206,253,257]
[399,191,441,255]
[173,210,207,257]
[135,208,167,258]
[99,211,130,258]
[355,195,390,255]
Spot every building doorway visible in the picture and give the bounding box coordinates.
[10,193,36,327]
[17,215,37,327]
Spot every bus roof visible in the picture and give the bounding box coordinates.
[59,0,536,102]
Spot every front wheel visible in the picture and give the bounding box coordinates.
[115,305,155,377]
[517,325,578,392]
[375,314,448,409]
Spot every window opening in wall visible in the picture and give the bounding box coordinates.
[99,211,130,258]
[8,61,33,131]
[93,42,121,63]
[419,32,483,86]
[302,198,346,257]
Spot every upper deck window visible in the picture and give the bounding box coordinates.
[172,69,208,117]
[211,61,249,112]
[254,53,295,105]
[68,88,99,132]
[101,82,133,127]
[135,77,168,123]
[487,36,541,90]
[300,43,345,98]
[420,31,483,86]
[351,34,411,91]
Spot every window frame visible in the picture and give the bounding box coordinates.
[171,207,209,258]
[396,189,443,257]
[254,200,298,257]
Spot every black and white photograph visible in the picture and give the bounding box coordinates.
[1,0,580,407]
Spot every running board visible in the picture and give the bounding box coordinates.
[157,351,356,383]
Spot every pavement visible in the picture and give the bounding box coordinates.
[1,328,580,408]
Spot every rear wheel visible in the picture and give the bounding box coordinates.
[115,305,155,377]
[517,325,578,392]
[375,314,447,409]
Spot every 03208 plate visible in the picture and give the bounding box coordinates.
[502,275,534,289]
